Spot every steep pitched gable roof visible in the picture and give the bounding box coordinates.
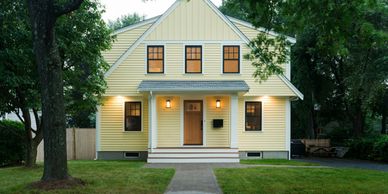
[105,0,249,77]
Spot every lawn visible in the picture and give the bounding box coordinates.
[215,167,388,194]
[241,159,319,166]
[0,160,174,194]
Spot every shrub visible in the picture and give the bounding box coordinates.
[372,135,388,162]
[0,120,25,167]
[345,135,388,162]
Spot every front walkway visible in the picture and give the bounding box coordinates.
[295,157,388,172]
[145,163,330,194]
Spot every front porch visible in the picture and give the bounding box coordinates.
[139,80,249,163]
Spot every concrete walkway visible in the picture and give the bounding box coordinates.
[295,157,388,172]
[145,163,331,194]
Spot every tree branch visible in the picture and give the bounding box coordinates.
[15,110,25,124]
[54,0,84,17]
[32,108,41,132]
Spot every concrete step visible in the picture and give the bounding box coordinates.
[149,153,239,158]
[147,157,240,163]
[151,148,239,153]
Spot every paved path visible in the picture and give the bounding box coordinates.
[145,163,331,194]
[295,157,388,172]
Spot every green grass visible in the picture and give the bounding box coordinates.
[215,167,388,194]
[240,159,319,166]
[0,160,174,194]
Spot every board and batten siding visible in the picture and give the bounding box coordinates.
[238,96,287,151]
[146,0,240,41]
[100,96,148,151]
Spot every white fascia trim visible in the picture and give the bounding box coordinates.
[111,16,160,36]
[204,0,251,45]
[277,75,304,100]
[228,16,297,44]
[104,1,181,78]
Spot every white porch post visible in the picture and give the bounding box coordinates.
[286,97,291,159]
[148,93,158,151]
[230,94,238,148]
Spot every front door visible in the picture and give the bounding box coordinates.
[184,100,203,145]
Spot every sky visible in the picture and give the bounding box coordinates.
[99,0,223,22]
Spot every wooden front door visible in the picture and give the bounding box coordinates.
[184,100,203,145]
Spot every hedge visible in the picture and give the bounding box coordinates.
[346,135,388,162]
[0,120,25,167]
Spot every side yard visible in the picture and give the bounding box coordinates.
[215,166,388,194]
[0,161,174,194]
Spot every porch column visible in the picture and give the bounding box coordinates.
[230,94,238,148]
[148,93,158,150]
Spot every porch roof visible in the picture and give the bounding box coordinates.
[138,80,249,92]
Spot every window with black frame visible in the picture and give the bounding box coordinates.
[147,46,164,73]
[125,102,141,131]
[245,102,262,131]
[185,46,202,73]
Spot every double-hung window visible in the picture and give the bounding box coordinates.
[185,46,202,73]
[125,102,141,131]
[147,46,164,73]
[245,102,262,131]
[223,46,240,73]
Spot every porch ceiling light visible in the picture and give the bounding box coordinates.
[216,99,221,108]
[166,99,171,108]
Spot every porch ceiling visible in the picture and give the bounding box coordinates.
[138,80,249,92]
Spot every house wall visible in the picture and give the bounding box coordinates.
[99,96,148,151]
[238,96,287,151]
[146,0,240,41]
[102,24,152,65]
[105,43,295,97]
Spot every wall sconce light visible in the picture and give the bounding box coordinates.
[216,99,221,108]
[166,99,171,108]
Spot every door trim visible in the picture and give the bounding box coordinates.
[180,96,206,147]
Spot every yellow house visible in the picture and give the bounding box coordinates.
[97,0,303,163]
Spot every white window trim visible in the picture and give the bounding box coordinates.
[220,44,242,75]
[122,99,144,133]
[144,44,166,75]
[243,98,264,133]
[183,44,205,75]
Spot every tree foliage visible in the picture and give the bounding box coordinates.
[0,0,112,167]
[108,13,144,30]
[221,0,388,137]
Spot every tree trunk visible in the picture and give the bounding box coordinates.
[27,0,84,181]
[353,109,364,137]
[28,1,68,181]
[21,108,35,168]
[382,113,386,134]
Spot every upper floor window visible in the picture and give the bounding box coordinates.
[147,46,164,73]
[223,46,240,73]
[125,102,142,131]
[185,46,202,73]
[245,102,262,131]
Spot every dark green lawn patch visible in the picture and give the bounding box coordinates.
[0,160,174,194]
[215,167,388,194]
[241,159,319,166]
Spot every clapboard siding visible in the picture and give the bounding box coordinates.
[238,96,286,151]
[206,96,230,147]
[100,96,148,151]
[157,96,181,147]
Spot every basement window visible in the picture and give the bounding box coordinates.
[124,152,140,158]
[247,152,262,158]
